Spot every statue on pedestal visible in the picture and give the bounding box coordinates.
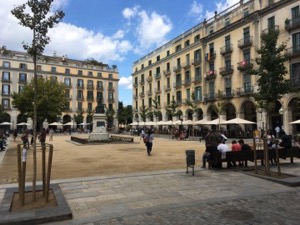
[95,98,105,114]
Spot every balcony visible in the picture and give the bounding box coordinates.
[238,36,253,49]
[218,90,234,99]
[1,79,11,83]
[287,46,300,59]
[183,79,191,87]
[236,86,254,96]
[285,17,300,32]
[173,65,182,73]
[237,60,254,71]
[262,25,279,35]
[77,95,84,101]
[146,76,153,82]
[193,76,202,84]
[65,95,72,100]
[108,87,114,92]
[108,98,114,103]
[18,80,27,84]
[87,85,94,90]
[155,73,161,80]
[173,81,182,89]
[183,62,191,70]
[155,88,161,94]
[139,79,145,85]
[192,58,201,66]
[220,44,233,55]
[133,93,138,99]
[205,70,217,80]
[139,92,145,98]
[204,93,217,102]
[205,51,216,62]
[147,90,152,96]
[164,85,171,92]
[87,96,94,101]
[64,84,72,89]
[219,65,234,76]
[77,84,84,89]
[1,92,11,97]
[163,69,171,76]
[97,86,104,91]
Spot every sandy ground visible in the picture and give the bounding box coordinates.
[0,134,205,184]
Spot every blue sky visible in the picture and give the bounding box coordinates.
[0,0,239,106]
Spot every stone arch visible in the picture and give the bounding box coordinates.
[195,108,203,120]
[288,97,300,134]
[206,104,218,120]
[155,111,163,121]
[223,102,236,120]
[185,109,194,120]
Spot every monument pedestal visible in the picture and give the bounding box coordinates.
[89,113,109,141]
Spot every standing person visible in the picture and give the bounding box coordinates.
[140,129,145,140]
[0,132,5,152]
[275,125,281,138]
[144,129,154,156]
[49,128,54,141]
[38,128,47,149]
[21,130,30,148]
[13,129,18,141]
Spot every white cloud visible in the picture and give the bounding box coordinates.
[189,1,203,20]
[135,10,172,51]
[0,0,133,64]
[52,0,69,10]
[122,6,139,19]
[119,76,132,89]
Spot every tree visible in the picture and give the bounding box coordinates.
[251,28,291,107]
[12,0,64,201]
[165,96,179,120]
[12,78,68,127]
[106,108,115,130]
[185,92,198,115]
[139,105,150,122]
[117,102,133,125]
[211,101,227,131]
[0,105,10,123]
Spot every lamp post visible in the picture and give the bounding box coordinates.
[279,107,284,133]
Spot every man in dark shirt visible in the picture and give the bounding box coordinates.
[238,139,251,151]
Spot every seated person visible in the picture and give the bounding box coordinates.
[237,139,251,166]
[217,138,232,168]
[231,140,241,166]
[270,140,280,165]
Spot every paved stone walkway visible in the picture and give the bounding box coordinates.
[41,166,300,225]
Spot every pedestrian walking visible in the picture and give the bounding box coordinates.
[144,129,154,156]
[49,128,54,141]
[38,128,47,150]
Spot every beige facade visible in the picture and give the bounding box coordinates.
[132,0,300,136]
[0,47,119,129]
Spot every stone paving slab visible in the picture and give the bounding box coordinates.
[41,168,300,225]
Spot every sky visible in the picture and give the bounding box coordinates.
[0,0,240,106]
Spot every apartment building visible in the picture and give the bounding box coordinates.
[132,0,300,135]
[0,47,119,129]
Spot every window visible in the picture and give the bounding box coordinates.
[157,80,160,91]
[108,82,113,91]
[209,26,213,34]
[141,64,144,69]
[243,49,251,63]
[88,71,93,76]
[225,55,231,70]
[195,67,201,81]
[157,95,161,106]
[186,88,190,101]
[97,81,103,89]
[156,55,160,61]
[2,99,10,109]
[291,63,300,85]
[148,60,152,66]
[225,17,230,26]
[225,77,232,96]
[149,70,152,76]
[97,72,102,77]
[243,27,250,42]
[77,90,83,99]
[78,70,83,75]
[108,92,113,100]
[64,78,71,87]
[109,74,113,79]
[2,72,10,81]
[194,49,201,63]
[185,70,190,83]
[77,102,83,111]
[195,86,202,101]
[194,34,200,42]
[268,16,275,29]
[176,73,181,86]
[209,81,215,98]
[65,68,70,74]
[176,44,181,52]
[2,84,10,95]
[97,92,103,101]
[77,79,84,88]
[87,80,93,88]
[51,67,56,72]
[87,90,94,100]
[243,74,251,92]
[167,93,170,105]
[292,32,300,52]
[186,54,190,66]
[88,103,93,111]
[156,67,160,76]
[176,91,182,103]
[3,61,10,68]
[291,6,300,19]
[37,65,42,71]
[19,73,27,83]
[225,36,231,50]
[176,58,181,67]
[243,8,249,17]
[148,98,152,107]
[19,85,25,93]
[167,77,170,88]
[185,40,190,47]
[166,50,170,56]
[50,76,57,82]
[166,62,170,72]
[65,89,70,98]
[19,63,27,69]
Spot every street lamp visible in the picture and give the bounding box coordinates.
[279,107,284,131]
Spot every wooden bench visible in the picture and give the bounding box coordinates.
[210,147,300,169]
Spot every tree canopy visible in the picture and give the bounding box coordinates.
[12,77,68,126]
[251,28,291,103]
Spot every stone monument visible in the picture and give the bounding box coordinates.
[88,98,110,141]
